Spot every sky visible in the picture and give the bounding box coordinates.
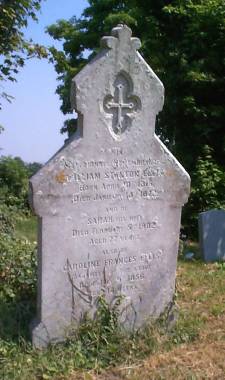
[0,0,88,164]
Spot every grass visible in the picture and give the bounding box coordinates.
[1,218,225,380]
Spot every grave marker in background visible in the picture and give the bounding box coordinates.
[199,209,225,262]
[30,24,190,348]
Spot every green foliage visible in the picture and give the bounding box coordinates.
[0,204,15,234]
[0,156,42,210]
[0,156,29,208]
[15,215,38,242]
[0,157,39,344]
[26,162,42,177]
[183,145,225,236]
[215,261,225,271]
[160,0,225,170]
[0,211,37,343]
[0,157,39,339]
[191,146,225,209]
[168,311,202,345]
[0,233,37,301]
[60,118,78,138]
[0,0,47,107]
[66,295,124,368]
[0,293,204,379]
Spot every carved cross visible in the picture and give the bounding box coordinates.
[104,75,140,135]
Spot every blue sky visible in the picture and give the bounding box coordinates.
[0,0,88,163]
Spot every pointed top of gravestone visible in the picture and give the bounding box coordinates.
[71,24,164,142]
[101,24,141,52]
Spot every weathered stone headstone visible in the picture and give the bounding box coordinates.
[199,210,225,262]
[30,24,190,348]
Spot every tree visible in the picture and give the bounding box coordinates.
[47,0,225,171]
[0,156,29,207]
[183,145,225,236]
[0,155,42,206]
[0,0,47,107]
[26,161,42,177]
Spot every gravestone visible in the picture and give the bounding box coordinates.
[199,210,225,262]
[30,24,190,348]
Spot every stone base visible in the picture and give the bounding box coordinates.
[164,301,179,331]
[30,319,51,349]
[31,318,73,348]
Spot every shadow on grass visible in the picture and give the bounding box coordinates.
[0,295,36,342]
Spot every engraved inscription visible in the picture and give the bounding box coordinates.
[59,151,166,204]
[58,146,167,301]
[72,214,161,246]
[63,248,164,297]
